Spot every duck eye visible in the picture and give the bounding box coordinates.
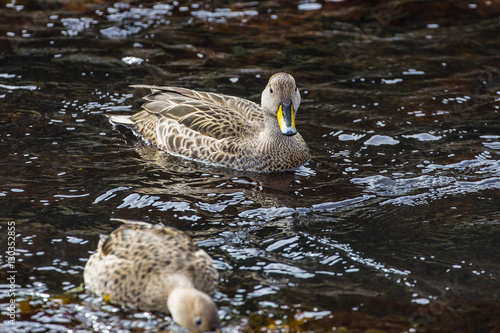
[269,87,273,94]
[195,318,202,326]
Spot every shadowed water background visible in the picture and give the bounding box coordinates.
[1,0,500,332]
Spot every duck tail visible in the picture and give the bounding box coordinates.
[107,115,134,125]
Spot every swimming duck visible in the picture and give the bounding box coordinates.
[109,72,310,172]
[84,219,220,332]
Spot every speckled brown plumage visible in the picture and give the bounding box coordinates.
[109,73,310,172]
[84,220,219,331]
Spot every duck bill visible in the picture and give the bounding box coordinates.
[277,102,297,136]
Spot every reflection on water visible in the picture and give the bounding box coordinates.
[1,0,500,332]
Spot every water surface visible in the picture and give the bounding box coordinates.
[1,0,500,332]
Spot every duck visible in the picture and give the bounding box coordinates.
[83,219,220,332]
[109,72,310,172]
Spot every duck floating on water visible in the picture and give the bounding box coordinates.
[84,219,220,332]
[109,72,310,172]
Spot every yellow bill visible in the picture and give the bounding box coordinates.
[277,103,297,136]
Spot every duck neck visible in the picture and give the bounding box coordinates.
[262,112,285,138]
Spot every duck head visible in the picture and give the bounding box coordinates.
[261,72,301,136]
[167,287,220,332]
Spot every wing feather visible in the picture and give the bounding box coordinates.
[131,85,263,139]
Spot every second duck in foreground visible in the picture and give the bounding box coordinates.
[84,219,220,332]
[110,72,310,172]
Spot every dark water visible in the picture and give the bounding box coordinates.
[1,0,500,332]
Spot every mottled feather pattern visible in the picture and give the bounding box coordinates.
[111,73,310,172]
[84,220,218,311]
[138,88,259,139]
